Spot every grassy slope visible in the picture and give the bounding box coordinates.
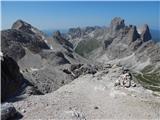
[134,65,160,92]
[75,39,101,58]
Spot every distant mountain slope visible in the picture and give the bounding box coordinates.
[67,17,160,71]
[1,20,89,101]
[1,18,160,103]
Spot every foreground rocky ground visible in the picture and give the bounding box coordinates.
[12,65,160,119]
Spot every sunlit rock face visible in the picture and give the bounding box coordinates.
[110,17,125,31]
[12,19,46,40]
[128,25,140,43]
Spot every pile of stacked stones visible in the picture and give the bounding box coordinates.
[115,69,136,88]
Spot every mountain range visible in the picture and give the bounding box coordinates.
[1,17,160,120]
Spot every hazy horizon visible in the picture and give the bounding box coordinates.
[2,1,160,31]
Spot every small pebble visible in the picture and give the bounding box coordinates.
[21,109,26,113]
[94,106,99,109]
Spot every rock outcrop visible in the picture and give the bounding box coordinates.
[115,69,136,88]
[53,30,73,49]
[68,27,83,39]
[40,51,70,66]
[1,55,41,102]
[1,103,20,120]
[1,55,25,102]
[1,29,50,61]
[69,64,97,78]
[110,17,125,31]
[140,24,152,42]
[128,25,140,43]
[12,19,46,41]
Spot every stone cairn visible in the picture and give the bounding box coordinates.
[115,69,136,88]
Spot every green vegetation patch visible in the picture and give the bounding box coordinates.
[133,65,160,92]
[75,39,101,58]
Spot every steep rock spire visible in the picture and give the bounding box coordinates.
[140,24,152,42]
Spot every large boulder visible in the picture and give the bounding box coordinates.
[1,103,19,120]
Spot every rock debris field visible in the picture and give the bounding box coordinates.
[13,65,160,119]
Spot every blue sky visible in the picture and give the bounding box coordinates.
[1,1,160,30]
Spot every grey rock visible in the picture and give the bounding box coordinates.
[69,64,97,78]
[53,30,73,49]
[130,38,143,50]
[115,70,135,88]
[1,55,41,102]
[128,25,140,43]
[103,37,113,49]
[68,17,159,70]
[12,19,46,41]
[1,103,18,120]
[70,64,83,71]
[1,55,24,102]
[110,17,125,31]
[140,24,152,42]
[68,27,83,39]
[24,86,43,95]
[40,51,70,66]
[1,29,50,61]
[1,19,88,99]
[28,66,74,93]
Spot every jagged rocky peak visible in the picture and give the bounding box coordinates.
[110,17,125,31]
[68,27,82,39]
[1,29,50,61]
[53,30,61,38]
[53,30,73,49]
[68,27,81,33]
[12,19,46,40]
[140,24,152,42]
[128,25,140,42]
[12,19,30,29]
